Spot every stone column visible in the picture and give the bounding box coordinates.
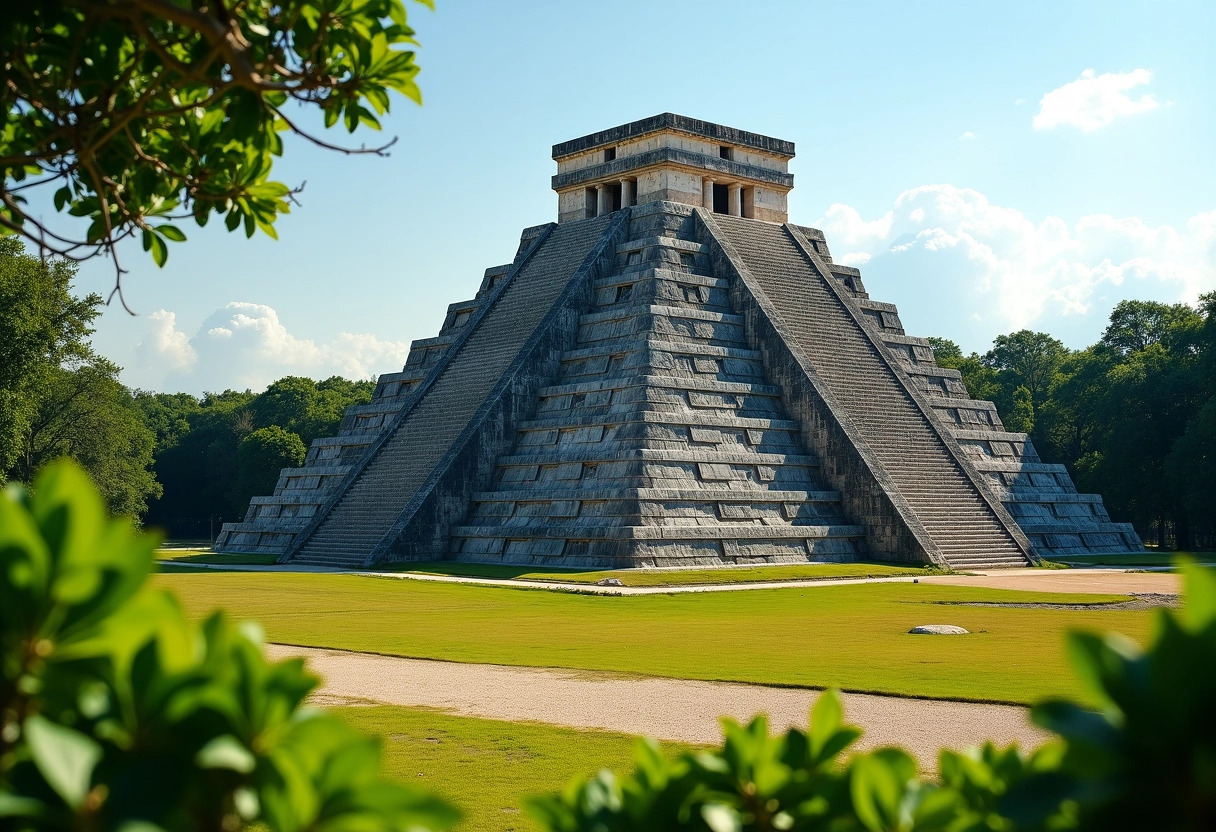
[702,178,714,210]
[596,184,609,216]
[729,184,742,217]
[621,179,635,208]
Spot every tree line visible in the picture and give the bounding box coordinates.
[2,239,1212,548]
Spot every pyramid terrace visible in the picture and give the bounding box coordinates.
[216,114,1142,570]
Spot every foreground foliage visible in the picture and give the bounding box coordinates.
[528,563,1216,831]
[0,460,456,830]
[2,0,430,300]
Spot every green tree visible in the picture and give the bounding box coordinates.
[13,358,161,518]
[1166,398,1216,545]
[1003,385,1035,434]
[2,0,429,302]
[0,239,158,516]
[145,389,257,536]
[232,425,307,513]
[1079,301,1206,547]
[0,459,457,830]
[250,375,371,445]
[1101,299,1202,356]
[982,330,1069,410]
[1034,347,1110,468]
[926,336,963,363]
[132,390,203,454]
[0,237,99,483]
[928,337,999,402]
[1163,292,1216,545]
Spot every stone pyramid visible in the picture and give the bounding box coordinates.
[216,114,1143,569]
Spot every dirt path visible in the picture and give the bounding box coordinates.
[268,644,1049,767]
[925,568,1179,595]
[174,562,1181,597]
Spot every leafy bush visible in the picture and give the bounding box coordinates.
[0,460,456,831]
[528,565,1216,832]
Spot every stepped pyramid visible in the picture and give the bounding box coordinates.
[215,113,1143,569]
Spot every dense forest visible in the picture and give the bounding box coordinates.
[2,240,1212,548]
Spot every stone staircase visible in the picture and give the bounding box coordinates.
[213,251,534,557]
[882,342,1143,556]
[288,217,616,566]
[707,215,1030,569]
[447,202,864,567]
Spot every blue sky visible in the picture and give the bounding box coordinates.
[71,0,1216,394]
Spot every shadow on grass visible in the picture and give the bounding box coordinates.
[374,561,594,579]
[156,550,281,566]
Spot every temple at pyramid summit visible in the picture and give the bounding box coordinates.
[215,113,1144,569]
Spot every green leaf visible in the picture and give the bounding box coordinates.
[808,689,860,766]
[1063,630,1141,707]
[196,735,256,773]
[1030,699,1119,749]
[156,224,186,242]
[149,232,168,267]
[850,749,918,832]
[702,803,742,832]
[0,793,48,819]
[1180,558,1216,631]
[114,822,169,832]
[24,715,102,810]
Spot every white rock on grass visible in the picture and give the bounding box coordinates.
[908,625,969,635]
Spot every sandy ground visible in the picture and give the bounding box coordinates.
[268,644,1049,768]
[924,568,1180,595]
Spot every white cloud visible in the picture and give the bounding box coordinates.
[817,185,1215,347]
[958,131,977,141]
[132,301,412,393]
[1033,68,1158,132]
[137,310,195,374]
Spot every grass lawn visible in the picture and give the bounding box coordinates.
[1050,551,1216,568]
[389,560,932,586]
[339,705,693,831]
[155,572,1155,705]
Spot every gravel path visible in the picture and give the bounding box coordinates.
[170,562,1182,597]
[268,644,1049,767]
[924,568,1180,596]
